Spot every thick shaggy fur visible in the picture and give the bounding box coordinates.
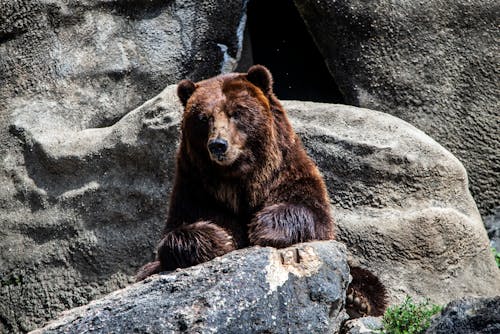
[136,65,386,317]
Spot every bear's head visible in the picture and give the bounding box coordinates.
[177,65,280,177]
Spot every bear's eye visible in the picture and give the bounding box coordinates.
[198,113,208,123]
[231,108,244,120]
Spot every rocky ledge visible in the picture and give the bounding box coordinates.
[31,241,350,334]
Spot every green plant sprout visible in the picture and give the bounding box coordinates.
[492,247,500,268]
[380,296,442,334]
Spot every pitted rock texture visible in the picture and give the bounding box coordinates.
[1,87,183,333]
[0,0,248,130]
[293,0,499,216]
[342,316,382,334]
[425,296,500,334]
[30,242,350,334]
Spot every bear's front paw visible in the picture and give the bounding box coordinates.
[135,260,161,282]
[248,203,317,248]
[158,221,236,271]
[346,267,388,318]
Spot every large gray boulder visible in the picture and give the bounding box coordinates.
[293,0,499,216]
[30,242,350,334]
[1,86,182,333]
[285,100,500,304]
[0,1,248,332]
[425,296,500,334]
[342,317,382,334]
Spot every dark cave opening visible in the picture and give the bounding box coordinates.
[238,0,344,103]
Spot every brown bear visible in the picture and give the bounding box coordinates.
[137,65,386,317]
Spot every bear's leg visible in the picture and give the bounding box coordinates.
[157,221,236,271]
[135,260,162,282]
[346,266,388,317]
[248,203,320,248]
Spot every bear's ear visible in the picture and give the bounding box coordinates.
[177,79,196,107]
[246,65,273,95]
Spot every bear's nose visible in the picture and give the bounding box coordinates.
[208,138,228,155]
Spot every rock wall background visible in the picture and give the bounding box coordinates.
[0,1,498,333]
[293,0,499,216]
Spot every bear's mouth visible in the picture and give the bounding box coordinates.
[209,152,232,166]
[209,149,243,167]
[209,153,253,178]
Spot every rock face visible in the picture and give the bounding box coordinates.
[0,0,248,137]
[1,87,183,333]
[0,1,248,332]
[342,317,382,334]
[425,296,500,334]
[30,242,350,334]
[293,0,499,216]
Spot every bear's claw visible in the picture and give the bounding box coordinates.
[346,287,373,317]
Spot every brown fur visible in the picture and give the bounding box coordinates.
[137,65,386,317]
[346,267,388,317]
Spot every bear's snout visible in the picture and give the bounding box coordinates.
[208,138,229,159]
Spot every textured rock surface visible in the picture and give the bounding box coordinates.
[1,87,183,333]
[342,317,382,334]
[294,0,499,216]
[425,296,500,334]
[0,0,248,141]
[30,241,350,334]
[285,100,500,305]
[0,1,248,331]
